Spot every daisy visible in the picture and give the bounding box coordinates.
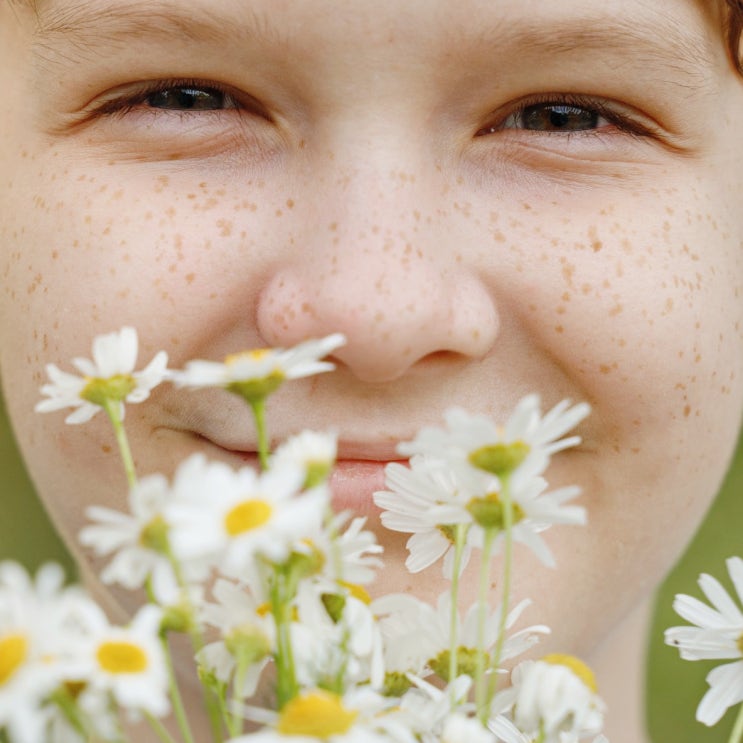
[78,473,202,605]
[198,577,275,697]
[492,656,605,742]
[171,333,346,402]
[35,326,168,424]
[665,556,743,725]
[271,430,338,490]
[397,396,589,489]
[74,603,169,719]
[229,686,417,743]
[292,581,385,691]
[165,454,327,575]
[373,456,475,578]
[372,592,548,682]
[376,455,585,573]
[0,562,93,743]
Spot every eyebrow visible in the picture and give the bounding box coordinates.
[461,11,718,92]
[28,0,287,66]
[27,0,718,95]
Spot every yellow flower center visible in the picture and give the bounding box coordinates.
[0,633,28,686]
[225,348,273,365]
[224,499,273,536]
[277,690,358,737]
[80,374,136,406]
[542,653,598,693]
[339,581,372,605]
[96,640,149,674]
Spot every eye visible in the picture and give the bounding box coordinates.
[145,85,238,112]
[504,103,605,132]
[476,94,647,138]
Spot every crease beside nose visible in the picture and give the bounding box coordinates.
[256,257,500,383]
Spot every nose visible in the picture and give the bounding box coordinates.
[256,167,499,384]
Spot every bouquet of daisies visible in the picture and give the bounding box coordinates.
[1,327,609,743]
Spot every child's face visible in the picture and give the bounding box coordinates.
[1,0,742,662]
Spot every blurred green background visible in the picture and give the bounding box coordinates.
[1,390,742,740]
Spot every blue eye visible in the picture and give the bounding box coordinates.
[146,86,237,111]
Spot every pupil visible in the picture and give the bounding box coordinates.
[148,87,224,111]
[523,104,598,131]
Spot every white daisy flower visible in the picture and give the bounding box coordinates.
[488,716,609,743]
[397,396,589,489]
[665,556,743,725]
[376,455,585,573]
[79,473,196,604]
[0,562,93,743]
[374,456,475,578]
[292,581,385,691]
[165,454,327,574]
[372,592,548,681]
[198,577,275,696]
[75,603,169,719]
[35,326,168,424]
[271,430,338,490]
[230,686,416,743]
[440,712,497,743]
[172,333,346,401]
[493,656,605,741]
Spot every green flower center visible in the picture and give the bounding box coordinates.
[466,491,525,529]
[431,646,489,682]
[138,514,170,554]
[468,440,530,477]
[80,374,136,406]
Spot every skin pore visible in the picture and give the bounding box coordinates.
[1,0,743,740]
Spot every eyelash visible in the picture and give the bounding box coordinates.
[91,81,652,144]
[92,78,265,119]
[477,93,653,139]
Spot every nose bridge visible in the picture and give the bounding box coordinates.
[256,140,499,382]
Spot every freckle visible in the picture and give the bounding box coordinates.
[329,222,338,231]
[101,444,112,454]
[599,364,612,374]
[51,250,58,260]
[187,193,197,200]
[554,325,564,333]
[217,219,233,236]
[562,292,571,302]
[275,209,283,217]
[683,405,691,418]
[493,230,505,243]
[286,199,295,209]
[185,273,195,284]
[609,304,623,317]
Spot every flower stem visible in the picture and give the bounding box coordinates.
[487,475,514,703]
[728,702,743,743]
[144,711,179,743]
[102,398,137,489]
[161,635,197,743]
[250,398,270,470]
[448,523,468,691]
[272,567,299,708]
[475,526,497,723]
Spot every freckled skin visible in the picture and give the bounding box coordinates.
[0,1,743,740]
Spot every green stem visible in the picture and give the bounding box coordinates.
[102,398,137,489]
[475,527,497,724]
[250,398,270,470]
[144,711,179,743]
[228,653,251,738]
[728,702,743,743]
[447,524,468,691]
[164,549,224,742]
[487,475,514,703]
[272,568,299,708]
[161,635,196,743]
